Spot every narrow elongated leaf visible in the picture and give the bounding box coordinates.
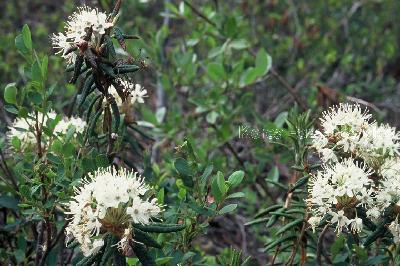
[275,219,304,235]
[218,204,238,215]
[114,65,140,74]
[133,228,161,248]
[132,244,155,266]
[133,223,185,233]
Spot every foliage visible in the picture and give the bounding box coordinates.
[1,0,400,265]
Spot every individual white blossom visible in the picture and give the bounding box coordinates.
[52,6,114,64]
[350,216,363,233]
[65,167,162,256]
[389,218,400,244]
[307,159,373,234]
[108,80,148,107]
[308,216,322,232]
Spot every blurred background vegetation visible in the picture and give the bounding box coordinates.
[1,0,399,264]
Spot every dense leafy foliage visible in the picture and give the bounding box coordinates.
[1,0,400,265]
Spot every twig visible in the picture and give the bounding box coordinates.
[286,220,307,266]
[34,221,44,266]
[316,224,329,266]
[346,95,382,114]
[270,245,281,266]
[49,221,69,250]
[183,0,217,28]
[38,218,52,266]
[0,149,18,191]
[211,124,245,168]
[270,68,308,111]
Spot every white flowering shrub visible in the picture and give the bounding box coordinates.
[0,1,246,265]
[245,106,400,264]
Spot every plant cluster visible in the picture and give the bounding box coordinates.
[309,103,400,243]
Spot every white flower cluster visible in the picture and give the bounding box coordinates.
[7,111,86,149]
[55,116,87,135]
[52,6,114,64]
[308,103,400,239]
[312,103,399,166]
[65,167,162,256]
[108,79,148,107]
[307,159,372,233]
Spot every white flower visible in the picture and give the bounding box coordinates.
[389,218,400,244]
[330,210,350,233]
[319,103,371,135]
[308,216,322,232]
[312,103,372,161]
[307,159,373,233]
[350,217,363,233]
[51,33,77,64]
[311,130,328,151]
[7,111,56,149]
[55,116,87,135]
[108,80,147,107]
[52,6,114,64]
[64,167,162,256]
[8,111,86,150]
[370,158,400,215]
[127,198,162,224]
[358,123,400,165]
[320,148,338,162]
[130,83,148,104]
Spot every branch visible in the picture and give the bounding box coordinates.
[316,224,330,266]
[183,0,217,28]
[270,68,308,111]
[34,221,44,266]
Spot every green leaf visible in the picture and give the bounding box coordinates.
[22,24,32,51]
[0,196,19,210]
[174,157,191,177]
[41,56,48,81]
[275,219,303,235]
[133,223,185,233]
[254,48,272,76]
[207,62,226,82]
[5,105,19,114]
[18,107,28,118]
[229,39,249,50]
[226,192,245,199]
[211,177,222,203]
[133,228,161,248]
[157,188,164,204]
[51,139,63,154]
[240,67,258,87]
[218,204,238,215]
[206,111,219,124]
[227,170,244,187]
[4,83,17,104]
[132,244,155,266]
[11,136,21,149]
[331,235,346,259]
[95,154,109,168]
[200,165,213,189]
[216,171,227,195]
